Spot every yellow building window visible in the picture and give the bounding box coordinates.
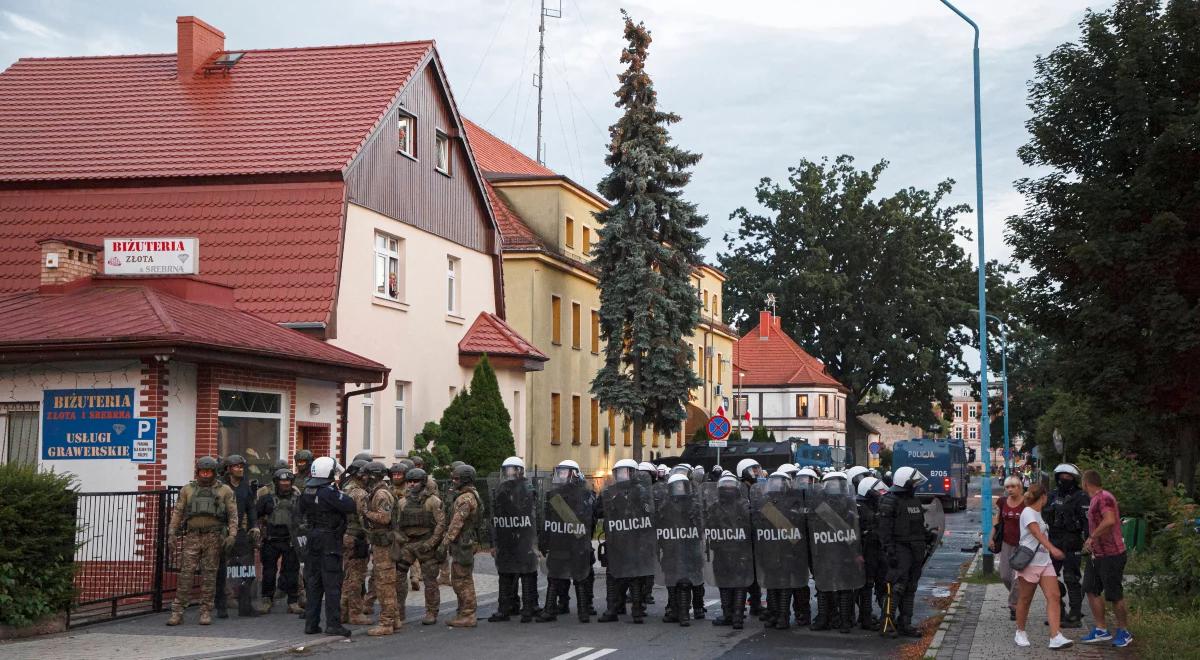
[623,420,631,447]
[565,216,575,249]
[550,393,561,445]
[571,302,581,350]
[590,310,600,354]
[703,290,709,310]
[590,398,599,446]
[583,227,592,255]
[819,394,829,418]
[796,394,809,417]
[696,346,704,377]
[652,426,659,448]
[717,353,723,385]
[712,295,719,318]
[608,409,616,446]
[551,295,562,345]
[571,395,581,446]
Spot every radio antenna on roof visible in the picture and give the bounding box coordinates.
[534,0,562,165]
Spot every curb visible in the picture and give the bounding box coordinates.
[201,634,347,660]
[924,549,981,659]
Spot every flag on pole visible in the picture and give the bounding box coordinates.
[716,405,725,417]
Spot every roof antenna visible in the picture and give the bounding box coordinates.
[535,0,562,165]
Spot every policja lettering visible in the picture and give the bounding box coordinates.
[704,527,747,542]
[607,516,653,532]
[757,527,803,542]
[811,528,859,544]
[493,515,532,529]
[657,527,700,541]
[544,519,587,535]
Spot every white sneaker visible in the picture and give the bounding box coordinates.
[1015,630,1031,647]
[1049,633,1074,649]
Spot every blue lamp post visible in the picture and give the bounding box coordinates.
[940,0,994,574]
[976,310,1010,473]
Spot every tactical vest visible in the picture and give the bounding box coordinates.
[185,484,227,525]
[395,491,435,535]
[344,481,366,538]
[452,488,481,540]
[267,494,296,538]
[364,484,395,546]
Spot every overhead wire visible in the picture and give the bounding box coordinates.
[462,0,518,103]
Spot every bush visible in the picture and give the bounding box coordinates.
[412,422,453,480]
[1129,493,1200,610]
[690,428,708,445]
[878,446,893,472]
[750,425,772,442]
[0,463,79,626]
[1076,447,1168,525]
[458,355,515,476]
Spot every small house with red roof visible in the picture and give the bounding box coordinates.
[0,17,546,470]
[733,310,850,450]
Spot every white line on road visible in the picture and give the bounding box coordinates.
[548,648,595,660]
[705,598,720,607]
[575,650,617,660]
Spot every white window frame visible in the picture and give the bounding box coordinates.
[397,112,415,157]
[446,255,461,314]
[435,130,451,175]
[394,381,408,453]
[969,425,977,440]
[374,231,404,301]
[362,394,374,452]
[217,387,286,465]
[968,405,977,420]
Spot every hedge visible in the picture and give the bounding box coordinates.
[0,463,79,626]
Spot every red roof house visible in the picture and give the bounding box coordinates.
[734,311,847,391]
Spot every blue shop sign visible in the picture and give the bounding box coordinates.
[41,388,155,460]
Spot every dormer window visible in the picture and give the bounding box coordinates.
[435,130,451,175]
[397,112,415,157]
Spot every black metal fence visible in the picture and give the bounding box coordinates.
[70,489,179,627]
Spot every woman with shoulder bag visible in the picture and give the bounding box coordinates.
[991,476,1025,621]
[1013,484,1073,650]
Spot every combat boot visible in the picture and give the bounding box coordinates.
[731,588,746,630]
[575,583,590,623]
[629,578,646,624]
[366,623,394,636]
[349,613,373,625]
[663,587,679,623]
[520,573,540,622]
[774,590,791,631]
[859,588,878,630]
[794,587,811,626]
[692,583,706,619]
[676,583,691,627]
[897,589,921,638]
[447,613,477,628]
[838,591,855,633]
[489,575,513,622]
[536,581,560,622]
[712,588,732,626]
[287,602,304,615]
[166,611,183,626]
[199,608,213,625]
[748,584,763,617]
[257,597,273,614]
[421,609,438,626]
[812,591,832,630]
[324,625,352,637]
[642,576,655,605]
[598,580,620,623]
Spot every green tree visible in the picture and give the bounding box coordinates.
[411,421,453,479]
[458,354,516,476]
[591,12,706,461]
[750,425,772,442]
[439,389,470,457]
[720,156,981,459]
[1007,0,1200,492]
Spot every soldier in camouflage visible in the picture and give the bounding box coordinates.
[360,462,400,636]
[340,459,372,625]
[255,468,303,614]
[166,456,238,626]
[442,464,482,627]
[393,467,447,625]
[388,459,421,594]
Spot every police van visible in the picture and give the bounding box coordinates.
[892,438,969,512]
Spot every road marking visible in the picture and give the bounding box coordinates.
[576,650,617,660]
[549,648,595,660]
[705,598,720,607]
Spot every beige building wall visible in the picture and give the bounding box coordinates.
[333,203,526,462]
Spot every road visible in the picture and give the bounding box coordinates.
[302,480,983,659]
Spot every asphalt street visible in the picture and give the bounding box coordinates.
[304,478,983,660]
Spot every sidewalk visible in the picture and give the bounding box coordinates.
[0,562,500,660]
[931,573,1134,659]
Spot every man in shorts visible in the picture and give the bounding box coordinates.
[1078,469,1132,648]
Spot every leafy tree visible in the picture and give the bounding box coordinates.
[720,156,981,459]
[438,389,470,457]
[1007,0,1200,492]
[458,355,516,476]
[591,12,706,461]
[411,421,453,479]
[878,446,893,473]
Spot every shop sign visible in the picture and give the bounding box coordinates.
[41,388,156,461]
[104,237,198,275]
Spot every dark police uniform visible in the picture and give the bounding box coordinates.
[878,486,927,636]
[1045,480,1090,624]
[215,474,257,617]
[299,480,356,634]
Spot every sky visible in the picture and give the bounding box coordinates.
[0,0,1111,272]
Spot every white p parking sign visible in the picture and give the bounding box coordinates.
[130,418,157,463]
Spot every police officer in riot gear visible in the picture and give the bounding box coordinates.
[256,468,303,614]
[298,456,356,637]
[294,450,314,490]
[878,466,931,638]
[1045,463,1090,628]
[490,456,539,623]
[599,458,655,624]
[792,467,820,627]
[856,475,889,630]
[736,459,766,618]
[216,454,258,618]
[541,459,598,623]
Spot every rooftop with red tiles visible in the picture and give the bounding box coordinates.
[462,119,556,178]
[459,311,548,362]
[733,311,848,391]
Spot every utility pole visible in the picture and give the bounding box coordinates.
[535,0,561,165]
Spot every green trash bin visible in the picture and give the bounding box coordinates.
[1119,517,1147,552]
[1135,517,1148,552]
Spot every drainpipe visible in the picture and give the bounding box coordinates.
[339,374,390,467]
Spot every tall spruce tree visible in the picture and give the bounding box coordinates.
[591,12,707,460]
[1007,0,1200,491]
[459,354,516,475]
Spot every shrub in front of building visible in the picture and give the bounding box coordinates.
[459,354,515,477]
[0,463,79,627]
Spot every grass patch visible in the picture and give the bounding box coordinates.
[1128,596,1200,657]
[960,571,1002,585]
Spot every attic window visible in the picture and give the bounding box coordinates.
[435,130,451,176]
[397,112,415,157]
[203,52,244,76]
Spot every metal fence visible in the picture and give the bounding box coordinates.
[70,488,179,627]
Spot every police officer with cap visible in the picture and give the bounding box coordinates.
[1045,463,1089,627]
[298,456,355,637]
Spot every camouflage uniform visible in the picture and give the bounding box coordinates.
[443,484,481,627]
[394,484,446,624]
[168,480,238,624]
[341,476,371,625]
[363,479,398,635]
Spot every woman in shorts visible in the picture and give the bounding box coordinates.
[1014,483,1073,650]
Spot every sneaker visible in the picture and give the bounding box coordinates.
[1111,629,1133,648]
[1014,630,1030,647]
[1081,627,1112,643]
[1049,633,1073,649]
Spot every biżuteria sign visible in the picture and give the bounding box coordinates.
[104,237,198,275]
[42,388,156,460]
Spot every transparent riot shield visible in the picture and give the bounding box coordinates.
[653,479,706,586]
[602,474,656,579]
[491,476,538,574]
[808,480,865,592]
[701,482,754,589]
[540,479,594,581]
[750,479,808,589]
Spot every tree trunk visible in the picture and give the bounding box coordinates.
[633,418,644,463]
[845,395,865,469]
[1174,418,1198,498]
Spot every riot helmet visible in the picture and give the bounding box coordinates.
[612,458,639,482]
[690,466,706,483]
[736,458,763,483]
[294,449,314,474]
[1053,463,1081,492]
[821,471,853,497]
[717,474,740,501]
[656,465,669,479]
[882,470,893,486]
[845,465,870,489]
[667,472,691,497]
[451,464,476,487]
[554,459,581,484]
[670,464,691,476]
[765,468,792,493]
[308,456,336,485]
[780,464,800,478]
[501,456,525,480]
[795,466,819,487]
[857,476,888,499]
[273,468,295,493]
[891,466,927,491]
[362,461,388,483]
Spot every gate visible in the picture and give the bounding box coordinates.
[70,488,179,627]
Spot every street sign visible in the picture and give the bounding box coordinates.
[708,439,728,448]
[41,388,156,461]
[706,415,731,442]
[869,441,882,455]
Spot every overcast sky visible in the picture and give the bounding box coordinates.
[0,0,1110,270]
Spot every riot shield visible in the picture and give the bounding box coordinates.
[540,480,594,581]
[808,481,865,592]
[491,477,538,574]
[922,498,945,566]
[227,529,259,616]
[701,482,754,589]
[653,480,705,586]
[602,476,656,579]
[750,480,808,589]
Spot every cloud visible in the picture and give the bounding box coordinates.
[4,10,62,40]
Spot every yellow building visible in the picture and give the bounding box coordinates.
[465,119,736,474]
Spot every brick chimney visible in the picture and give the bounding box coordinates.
[39,238,100,287]
[176,16,225,78]
[759,310,772,340]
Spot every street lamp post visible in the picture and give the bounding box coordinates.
[975,311,1011,474]
[940,0,994,574]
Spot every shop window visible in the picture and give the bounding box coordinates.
[219,389,284,482]
[571,302,581,350]
[435,130,451,175]
[374,232,404,301]
[796,394,809,418]
[2,407,38,467]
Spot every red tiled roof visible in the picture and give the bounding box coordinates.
[0,278,385,379]
[0,182,345,324]
[483,181,543,250]
[459,311,547,361]
[733,312,848,392]
[462,119,555,178]
[0,41,432,181]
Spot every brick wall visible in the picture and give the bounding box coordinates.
[297,421,331,457]
[194,365,297,462]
